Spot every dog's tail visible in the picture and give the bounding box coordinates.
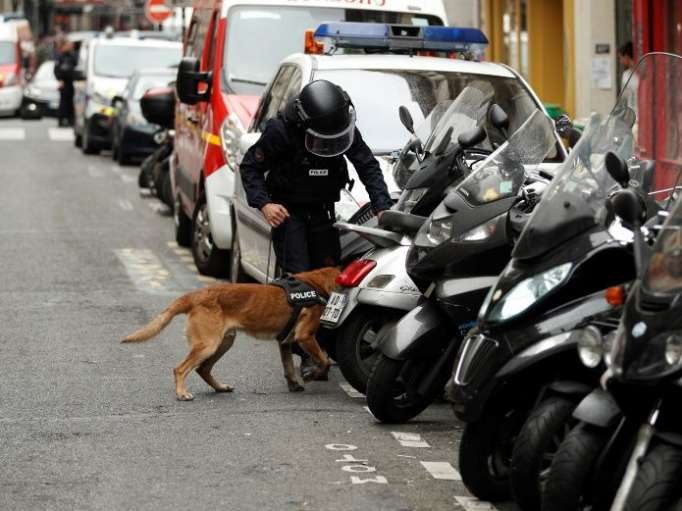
[122,295,192,343]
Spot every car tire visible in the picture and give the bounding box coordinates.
[624,443,682,511]
[459,401,530,502]
[542,423,610,511]
[82,123,100,155]
[510,396,577,511]
[336,308,401,395]
[174,194,192,247]
[191,197,230,277]
[365,354,445,423]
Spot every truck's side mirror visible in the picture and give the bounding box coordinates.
[605,151,630,187]
[399,105,415,134]
[176,57,211,105]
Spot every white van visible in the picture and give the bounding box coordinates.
[0,22,24,116]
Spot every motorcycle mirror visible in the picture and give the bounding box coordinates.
[605,151,630,187]
[398,105,415,134]
[457,126,487,150]
[611,188,643,227]
[488,104,509,132]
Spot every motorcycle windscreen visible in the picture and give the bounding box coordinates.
[455,109,557,207]
[513,52,682,261]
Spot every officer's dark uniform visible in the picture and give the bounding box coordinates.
[240,108,393,273]
[54,49,77,126]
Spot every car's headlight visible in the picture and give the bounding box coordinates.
[220,115,243,163]
[488,262,572,321]
[426,214,455,245]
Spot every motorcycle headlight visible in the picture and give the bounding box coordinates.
[488,263,572,321]
[665,333,682,366]
[456,216,498,242]
[426,214,455,245]
[578,325,603,368]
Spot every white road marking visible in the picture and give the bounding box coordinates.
[48,127,75,141]
[173,248,189,256]
[186,264,198,272]
[179,255,194,263]
[454,496,498,510]
[117,199,133,211]
[166,241,178,248]
[147,202,170,214]
[121,174,136,183]
[391,432,430,448]
[0,128,25,140]
[421,461,461,481]
[339,383,365,398]
[115,248,173,294]
[197,275,218,284]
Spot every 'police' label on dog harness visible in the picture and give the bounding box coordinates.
[290,291,318,301]
[271,276,328,342]
[309,169,329,176]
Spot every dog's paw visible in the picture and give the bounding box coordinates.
[176,391,194,401]
[302,365,330,382]
[214,384,233,393]
[288,381,305,392]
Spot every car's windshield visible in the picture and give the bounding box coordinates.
[314,69,542,155]
[222,6,443,96]
[94,44,180,78]
[513,52,681,261]
[132,74,174,100]
[33,60,55,82]
[0,41,15,65]
[456,109,557,206]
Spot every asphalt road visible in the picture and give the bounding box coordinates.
[0,118,517,511]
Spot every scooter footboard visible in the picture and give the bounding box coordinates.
[377,302,450,360]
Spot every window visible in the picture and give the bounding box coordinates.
[254,65,295,131]
[93,45,181,78]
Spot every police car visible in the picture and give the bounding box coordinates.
[227,23,552,283]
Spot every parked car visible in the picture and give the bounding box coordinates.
[20,59,59,118]
[110,67,176,165]
[73,35,181,154]
[0,21,24,116]
[171,0,449,278]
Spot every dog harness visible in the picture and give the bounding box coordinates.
[271,276,328,343]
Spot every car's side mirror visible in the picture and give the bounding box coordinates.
[176,57,211,105]
[605,151,630,187]
[610,188,643,227]
[458,126,487,149]
[398,105,415,134]
[488,104,509,132]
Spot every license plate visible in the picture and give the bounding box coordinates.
[321,291,348,324]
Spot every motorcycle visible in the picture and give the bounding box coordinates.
[448,80,663,505]
[542,51,682,511]
[364,107,563,424]
[325,83,502,393]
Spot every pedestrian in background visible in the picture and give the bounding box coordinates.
[54,37,76,127]
[617,41,638,113]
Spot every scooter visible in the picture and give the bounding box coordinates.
[448,95,663,505]
[323,85,501,393]
[542,51,682,511]
[365,108,563,424]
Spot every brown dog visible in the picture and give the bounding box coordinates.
[122,267,340,400]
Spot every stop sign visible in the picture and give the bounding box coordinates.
[145,0,172,24]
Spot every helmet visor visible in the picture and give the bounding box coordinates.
[304,108,356,157]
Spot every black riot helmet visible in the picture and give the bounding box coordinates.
[293,80,357,157]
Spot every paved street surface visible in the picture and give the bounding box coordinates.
[0,118,517,511]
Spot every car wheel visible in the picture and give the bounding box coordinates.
[510,396,577,511]
[336,308,401,395]
[191,197,230,277]
[174,194,192,247]
[82,123,100,155]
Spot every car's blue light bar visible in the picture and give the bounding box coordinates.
[313,22,489,54]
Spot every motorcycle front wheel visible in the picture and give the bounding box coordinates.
[366,354,447,423]
[624,443,682,511]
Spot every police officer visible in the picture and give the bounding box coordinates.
[240,80,393,375]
